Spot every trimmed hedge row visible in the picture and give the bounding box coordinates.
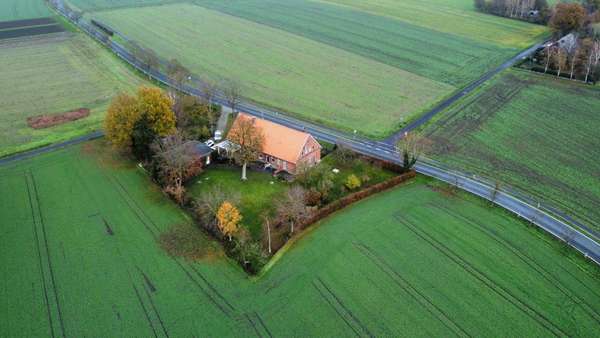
[297,170,416,231]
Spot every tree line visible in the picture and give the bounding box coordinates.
[474,0,551,23]
[475,0,600,83]
[537,2,600,82]
[474,0,600,25]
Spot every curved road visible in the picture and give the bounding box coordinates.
[27,5,600,266]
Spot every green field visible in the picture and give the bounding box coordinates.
[0,32,143,157]
[93,3,452,137]
[194,0,525,88]
[0,0,50,22]
[321,0,547,48]
[1,141,599,336]
[66,0,184,11]
[63,0,549,137]
[423,69,600,234]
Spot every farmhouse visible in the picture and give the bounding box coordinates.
[228,113,321,174]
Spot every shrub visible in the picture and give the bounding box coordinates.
[230,228,267,274]
[299,171,416,230]
[163,184,187,206]
[193,185,241,235]
[331,143,357,166]
[345,174,362,190]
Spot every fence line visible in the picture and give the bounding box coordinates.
[47,0,600,265]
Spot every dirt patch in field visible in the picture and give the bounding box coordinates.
[159,223,222,261]
[27,108,90,129]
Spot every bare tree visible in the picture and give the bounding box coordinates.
[588,39,600,82]
[194,185,241,233]
[275,186,310,234]
[166,58,191,90]
[130,41,160,77]
[543,45,553,73]
[552,48,568,78]
[228,115,265,180]
[201,80,219,106]
[152,131,200,204]
[223,79,241,113]
[491,180,502,202]
[395,132,429,171]
[261,213,273,254]
[565,43,579,79]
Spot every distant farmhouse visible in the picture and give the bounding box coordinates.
[226,113,321,174]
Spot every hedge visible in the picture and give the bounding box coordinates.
[297,170,416,231]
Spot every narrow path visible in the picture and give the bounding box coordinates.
[383,41,548,145]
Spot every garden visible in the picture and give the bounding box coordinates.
[183,144,405,273]
[102,85,409,273]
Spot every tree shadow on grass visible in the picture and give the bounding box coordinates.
[159,223,223,262]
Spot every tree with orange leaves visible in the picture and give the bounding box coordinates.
[217,201,241,241]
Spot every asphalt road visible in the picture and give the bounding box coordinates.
[384,41,548,145]
[24,6,600,265]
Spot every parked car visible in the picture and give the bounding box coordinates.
[214,130,222,141]
[205,139,215,148]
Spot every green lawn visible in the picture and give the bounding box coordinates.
[92,3,452,138]
[0,0,50,22]
[187,166,289,239]
[0,32,144,157]
[423,69,600,234]
[1,141,599,336]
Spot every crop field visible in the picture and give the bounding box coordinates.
[0,32,143,157]
[66,0,184,11]
[423,69,600,234]
[0,0,50,22]
[194,0,518,87]
[1,141,599,336]
[0,18,66,40]
[76,0,547,137]
[321,0,547,48]
[93,3,452,137]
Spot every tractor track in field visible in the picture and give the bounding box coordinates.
[188,265,236,312]
[253,312,273,338]
[101,162,239,320]
[394,213,569,337]
[312,280,362,337]
[141,278,170,338]
[138,268,157,293]
[30,171,67,338]
[312,277,373,338]
[244,313,262,338]
[353,241,471,338]
[98,158,239,320]
[24,173,55,338]
[429,203,600,325]
[132,284,159,338]
[171,259,234,318]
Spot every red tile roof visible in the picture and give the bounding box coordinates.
[229,113,319,164]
